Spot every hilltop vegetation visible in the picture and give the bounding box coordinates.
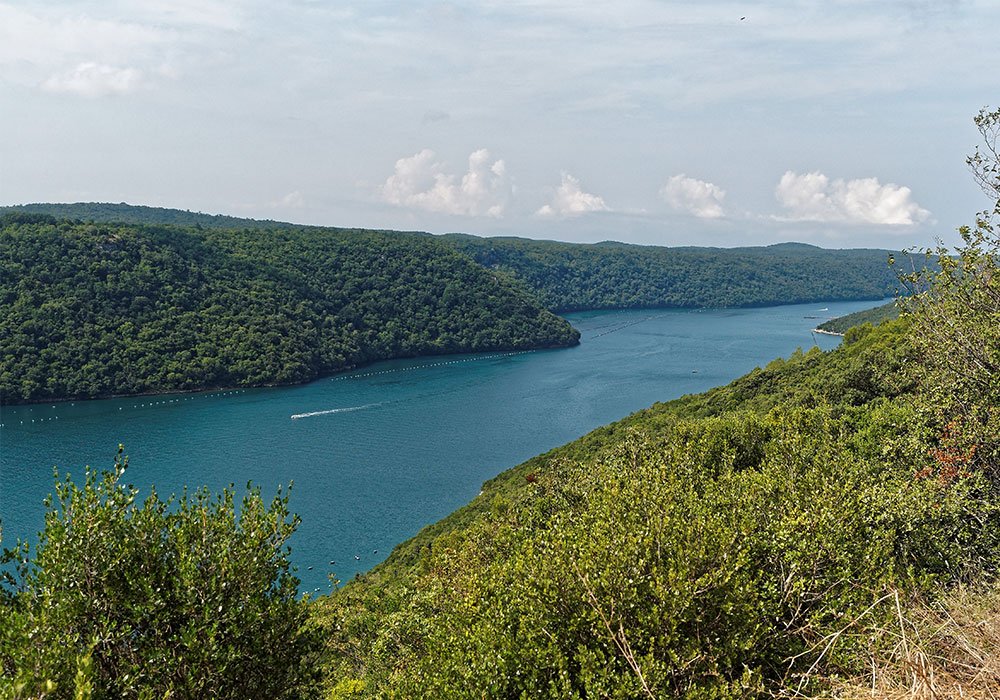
[0,204,905,405]
[444,236,899,311]
[0,215,577,403]
[3,202,287,230]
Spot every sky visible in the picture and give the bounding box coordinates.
[2,0,998,249]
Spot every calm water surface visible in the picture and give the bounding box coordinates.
[1,300,885,592]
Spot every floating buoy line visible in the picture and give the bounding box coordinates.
[3,350,544,428]
[0,389,249,429]
[2,351,536,428]
[329,350,533,382]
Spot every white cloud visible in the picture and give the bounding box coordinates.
[660,174,726,219]
[536,173,609,218]
[381,148,511,217]
[774,171,930,225]
[42,62,143,97]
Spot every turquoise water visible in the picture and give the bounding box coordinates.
[0,300,885,592]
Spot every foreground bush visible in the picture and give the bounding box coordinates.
[0,447,314,700]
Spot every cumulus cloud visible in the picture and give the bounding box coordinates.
[381,148,511,217]
[42,62,143,97]
[774,171,930,225]
[660,174,726,219]
[536,173,609,218]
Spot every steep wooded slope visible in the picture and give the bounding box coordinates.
[0,215,578,403]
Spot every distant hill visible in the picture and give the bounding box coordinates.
[0,215,578,403]
[5,203,905,313]
[3,202,289,230]
[443,234,902,311]
[816,301,901,335]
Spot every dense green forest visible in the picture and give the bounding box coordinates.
[0,215,578,403]
[443,236,899,311]
[815,301,901,334]
[4,203,901,313]
[1,203,904,405]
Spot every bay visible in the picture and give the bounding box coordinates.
[0,299,886,592]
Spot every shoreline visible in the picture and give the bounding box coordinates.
[0,341,577,409]
[3,298,880,407]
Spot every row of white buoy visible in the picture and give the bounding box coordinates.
[332,351,532,381]
[118,389,247,411]
[1,390,249,429]
[4,416,60,427]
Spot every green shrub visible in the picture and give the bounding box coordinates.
[0,446,315,699]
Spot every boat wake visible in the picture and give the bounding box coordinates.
[291,403,380,420]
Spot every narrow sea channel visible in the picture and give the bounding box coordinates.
[0,300,886,592]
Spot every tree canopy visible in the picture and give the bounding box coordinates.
[0,219,578,403]
[443,236,899,312]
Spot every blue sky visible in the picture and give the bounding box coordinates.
[2,1,998,248]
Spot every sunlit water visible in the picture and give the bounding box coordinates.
[0,300,885,592]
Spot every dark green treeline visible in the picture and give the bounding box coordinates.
[0,214,578,403]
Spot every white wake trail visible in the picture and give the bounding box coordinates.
[291,403,380,420]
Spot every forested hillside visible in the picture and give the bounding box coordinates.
[0,214,578,403]
[444,236,899,311]
[4,203,901,313]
